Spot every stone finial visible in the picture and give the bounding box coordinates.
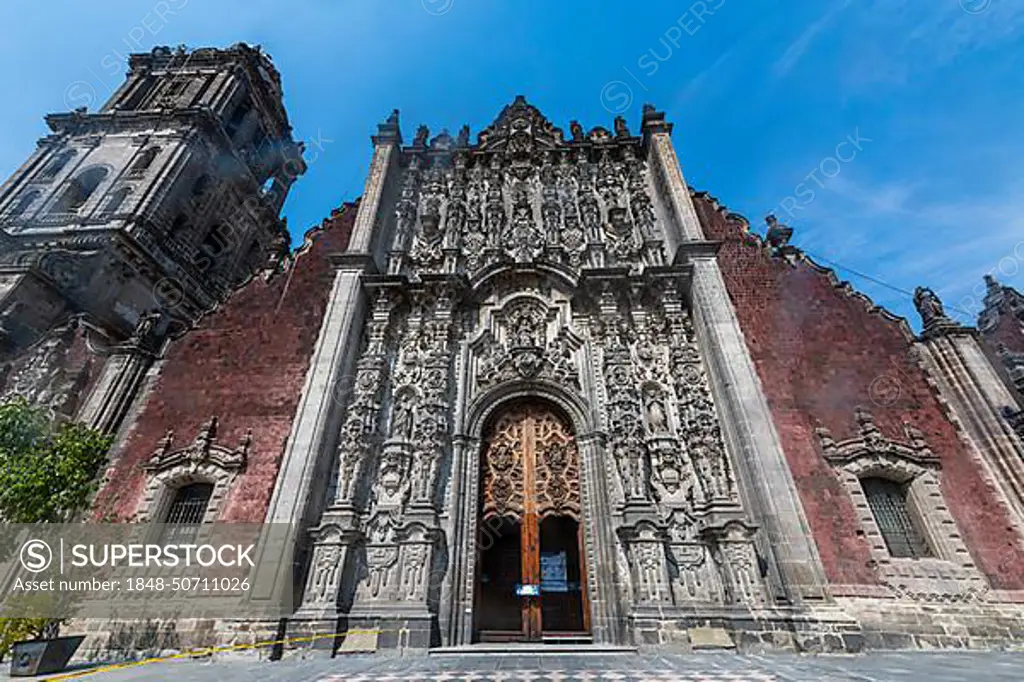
[373,109,402,145]
[154,429,174,458]
[914,287,946,325]
[983,274,1005,308]
[641,104,671,135]
[430,128,453,151]
[815,424,837,454]
[902,423,930,454]
[238,428,253,455]
[854,406,880,436]
[194,416,218,450]
[456,124,470,147]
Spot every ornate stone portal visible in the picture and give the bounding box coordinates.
[289,97,825,650]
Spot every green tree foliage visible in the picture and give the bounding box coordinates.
[0,397,112,657]
[0,397,112,523]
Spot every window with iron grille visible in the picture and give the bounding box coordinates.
[861,477,932,558]
[160,483,213,545]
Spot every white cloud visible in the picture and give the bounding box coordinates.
[771,0,853,79]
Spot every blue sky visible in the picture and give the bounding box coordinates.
[1,0,1021,328]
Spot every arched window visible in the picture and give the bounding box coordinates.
[104,187,131,215]
[861,477,932,559]
[7,190,40,218]
[53,167,109,213]
[40,151,74,179]
[130,147,160,175]
[160,482,213,545]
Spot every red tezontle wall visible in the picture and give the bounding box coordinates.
[692,191,1024,590]
[93,203,356,523]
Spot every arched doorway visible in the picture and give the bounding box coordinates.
[474,402,591,642]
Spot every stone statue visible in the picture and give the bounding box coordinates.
[392,393,416,441]
[913,286,950,329]
[413,125,429,148]
[456,124,470,147]
[569,120,584,142]
[765,214,793,249]
[614,116,630,138]
[645,390,669,434]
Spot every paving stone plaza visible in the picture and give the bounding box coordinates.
[21,651,1024,681]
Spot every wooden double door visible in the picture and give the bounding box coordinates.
[475,404,591,642]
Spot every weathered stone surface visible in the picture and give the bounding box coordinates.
[688,626,734,649]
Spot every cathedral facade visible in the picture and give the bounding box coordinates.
[2,45,1024,655]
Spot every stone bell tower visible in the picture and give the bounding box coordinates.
[0,43,305,356]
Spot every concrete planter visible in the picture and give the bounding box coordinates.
[9,635,85,677]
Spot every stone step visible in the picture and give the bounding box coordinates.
[429,643,639,657]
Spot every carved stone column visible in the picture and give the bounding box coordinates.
[286,285,395,646]
[338,282,459,650]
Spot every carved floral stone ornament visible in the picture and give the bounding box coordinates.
[144,416,250,475]
[1,317,93,417]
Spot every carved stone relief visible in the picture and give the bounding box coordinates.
[388,97,666,280]
[474,296,582,393]
[1,318,94,417]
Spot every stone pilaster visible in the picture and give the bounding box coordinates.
[643,113,829,604]
[577,434,627,645]
[78,347,154,435]
[915,328,1024,527]
[443,434,481,646]
[274,114,402,645]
